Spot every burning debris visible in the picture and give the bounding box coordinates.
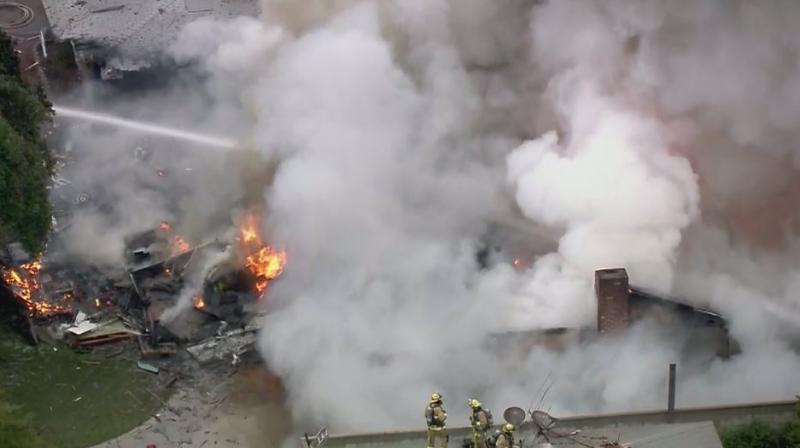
[1,257,72,319]
[0,207,287,373]
[127,222,195,269]
[158,222,191,257]
[237,213,287,298]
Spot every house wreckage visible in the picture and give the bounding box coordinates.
[0,212,286,370]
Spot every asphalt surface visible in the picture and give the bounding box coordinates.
[0,0,50,85]
[0,0,48,37]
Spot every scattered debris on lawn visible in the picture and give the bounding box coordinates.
[0,210,287,405]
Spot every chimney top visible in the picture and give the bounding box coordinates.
[595,268,628,281]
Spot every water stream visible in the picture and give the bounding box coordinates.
[53,105,239,149]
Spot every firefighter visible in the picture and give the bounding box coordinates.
[426,392,448,448]
[468,399,493,448]
[485,427,502,448]
[494,423,518,448]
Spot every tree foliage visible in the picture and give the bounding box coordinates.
[0,31,20,80]
[722,401,800,448]
[0,30,53,253]
[0,78,51,143]
[722,421,781,448]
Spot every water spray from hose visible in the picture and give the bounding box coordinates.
[53,105,238,149]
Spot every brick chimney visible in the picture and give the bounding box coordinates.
[595,268,630,335]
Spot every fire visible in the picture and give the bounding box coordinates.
[245,247,287,295]
[241,225,258,245]
[194,295,206,310]
[94,297,114,308]
[1,258,70,318]
[159,222,192,256]
[170,236,191,256]
[238,213,287,297]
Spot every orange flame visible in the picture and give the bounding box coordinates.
[1,258,70,318]
[245,247,287,295]
[170,236,191,256]
[241,226,258,245]
[238,213,287,298]
[194,295,206,310]
[158,222,192,256]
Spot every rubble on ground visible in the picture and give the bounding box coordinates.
[0,212,286,394]
[186,323,260,365]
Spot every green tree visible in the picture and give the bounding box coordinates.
[722,421,779,448]
[0,77,51,143]
[0,30,53,253]
[0,31,20,80]
[722,400,800,448]
[784,420,800,448]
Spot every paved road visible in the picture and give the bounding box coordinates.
[0,0,50,85]
[0,0,49,38]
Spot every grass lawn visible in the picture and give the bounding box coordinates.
[0,324,163,448]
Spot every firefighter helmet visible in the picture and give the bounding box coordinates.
[468,399,482,409]
[430,392,442,403]
[502,423,514,433]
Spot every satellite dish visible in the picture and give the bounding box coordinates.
[530,410,558,432]
[503,406,526,426]
[75,192,90,204]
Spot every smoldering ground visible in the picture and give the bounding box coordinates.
[54,0,800,434]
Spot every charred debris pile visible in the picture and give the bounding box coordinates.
[0,216,286,374]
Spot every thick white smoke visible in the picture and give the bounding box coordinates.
[160,0,800,433]
[508,85,699,296]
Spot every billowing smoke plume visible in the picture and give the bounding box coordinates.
[59,0,800,433]
[507,86,699,305]
[173,0,800,431]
